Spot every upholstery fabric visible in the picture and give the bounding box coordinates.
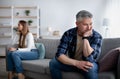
[6,38,120,79]
[22,59,50,74]
[35,43,45,59]
[99,48,120,72]
[36,39,60,59]
[99,38,120,60]
[98,72,116,79]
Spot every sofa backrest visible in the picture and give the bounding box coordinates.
[36,38,120,60]
[99,38,120,60]
[36,39,60,59]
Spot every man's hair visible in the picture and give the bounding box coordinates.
[76,10,93,21]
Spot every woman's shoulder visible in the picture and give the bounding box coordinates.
[27,32,32,35]
[27,32,33,37]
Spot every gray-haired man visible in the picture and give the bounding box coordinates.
[49,10,102,79]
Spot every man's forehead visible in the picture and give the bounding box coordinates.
[78,18,92,23]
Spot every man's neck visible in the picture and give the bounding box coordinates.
[77,31,83,37]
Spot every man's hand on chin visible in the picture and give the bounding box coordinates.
[83,28,92,37]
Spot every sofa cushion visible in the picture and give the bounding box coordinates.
[99,48,120,72]
[36,39,60,59]
[35,43,45,59]
[22,59,51,74]
[99,38,120,60]
[99,72,116,79]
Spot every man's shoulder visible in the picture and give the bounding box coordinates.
[65,27,77,34]
[92,30,102,38]
[61,27,77,40]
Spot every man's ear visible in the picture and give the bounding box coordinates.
[76,22,78,26]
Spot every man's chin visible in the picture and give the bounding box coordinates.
[78,33,83,36]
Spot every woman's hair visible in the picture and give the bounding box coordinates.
[18,20,29,48]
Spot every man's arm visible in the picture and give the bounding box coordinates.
[82,30,102,62]
[82,28,94,57]
[56,30,93,72]
[56,31,77,66]
[83,39,94,57]
[58,54,76,66]
[58,54,93,72]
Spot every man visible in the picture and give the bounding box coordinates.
[49,10,102,79]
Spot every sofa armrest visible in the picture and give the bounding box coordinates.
[5,44,18,57]
[117,53,120,79]
[5,44,18,50]
[5,44,18,71]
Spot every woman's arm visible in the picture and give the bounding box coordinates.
[18,33,35,51]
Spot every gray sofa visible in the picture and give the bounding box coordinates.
[6,38,120,79]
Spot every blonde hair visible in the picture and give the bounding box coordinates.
[18,20,29,48]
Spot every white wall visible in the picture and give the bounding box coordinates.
[0,0,106,36]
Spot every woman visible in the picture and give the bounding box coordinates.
[6,20,39,79]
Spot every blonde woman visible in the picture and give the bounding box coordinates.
[6,20,39,79]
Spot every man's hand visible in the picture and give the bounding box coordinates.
[75,60,93,72]
[9,47,17,51]
[83,27,92,37]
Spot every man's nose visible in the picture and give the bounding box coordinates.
[87,25,91,29]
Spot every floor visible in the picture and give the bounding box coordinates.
[0,57,32,79]
[0,57,7,79]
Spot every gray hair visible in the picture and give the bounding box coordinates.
[76,10,93,22]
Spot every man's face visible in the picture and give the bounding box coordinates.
[76,18,92,35]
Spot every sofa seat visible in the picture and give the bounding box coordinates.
[22,59,116,79]
[22,59,50,74]
[98,72,116,79]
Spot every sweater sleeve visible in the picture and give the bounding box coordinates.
[11,32,19,45]
[17,33,36,51]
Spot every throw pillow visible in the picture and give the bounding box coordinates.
[35,43,45,59]
[99,48,120,72]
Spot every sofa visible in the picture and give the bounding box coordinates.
[6,38,120,79]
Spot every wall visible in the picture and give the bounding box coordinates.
[0,0,106,37]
